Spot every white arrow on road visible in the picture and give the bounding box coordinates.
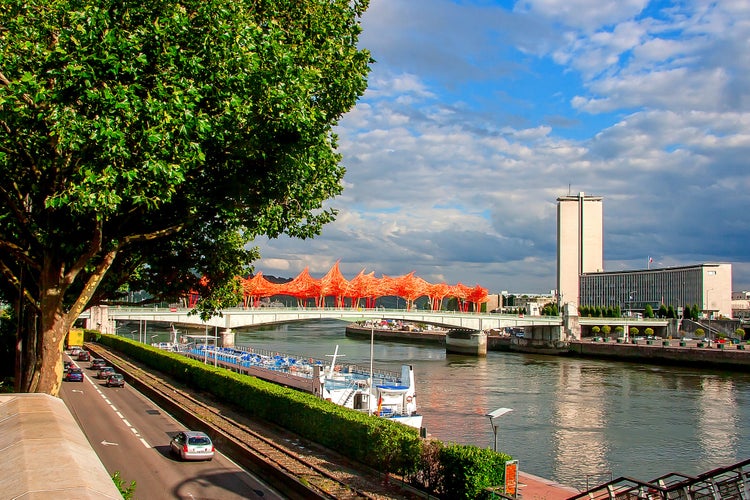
[101,440,119,446]
[71,389,84,393]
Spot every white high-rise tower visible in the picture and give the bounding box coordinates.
[556,192,603,308]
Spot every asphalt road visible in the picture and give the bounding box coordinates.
[60,354,283,500]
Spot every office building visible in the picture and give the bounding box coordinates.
[579,263,732,318]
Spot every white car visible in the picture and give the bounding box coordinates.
[169,431,215,461]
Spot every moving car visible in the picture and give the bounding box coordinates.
[65,367,84,382]
[77,350,90,362]
[90,359,107,370]
[169,431,215,461]
[105,373,125,388]
[97,366,115,379]
[68,347,83,357]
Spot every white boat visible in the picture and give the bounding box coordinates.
[176,341,423,429]
[320,346,422,428]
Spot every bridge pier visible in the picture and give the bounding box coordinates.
[86,305,114,334]
[445,329,487,356]
[219,329,235,348]
[562,302,580,340]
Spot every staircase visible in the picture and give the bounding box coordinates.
[568,458,750,500]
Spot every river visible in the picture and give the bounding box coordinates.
[152,318,750,491]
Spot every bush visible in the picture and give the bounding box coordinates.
[438,444,511,499]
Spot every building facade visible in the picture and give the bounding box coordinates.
[557,192,603,308]
[579,263,733,318]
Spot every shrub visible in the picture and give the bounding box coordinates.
[438,444,510,499]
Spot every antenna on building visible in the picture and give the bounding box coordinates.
[568,183,571,195]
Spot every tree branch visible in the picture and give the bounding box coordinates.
[66,246,120,322]
[0,184,43,258]
[0,240,40,271]
[0,260,41,314]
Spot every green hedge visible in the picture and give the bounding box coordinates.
[96,333,512,497]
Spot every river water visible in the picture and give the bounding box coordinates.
[154,318,750,490]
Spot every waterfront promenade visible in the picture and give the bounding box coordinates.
[518,472,580,500]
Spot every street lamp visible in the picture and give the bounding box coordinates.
[705,288,714,343]
[628,291,637,317]
[485,407,513,452]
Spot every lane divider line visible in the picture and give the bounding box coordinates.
[74,355,152,449]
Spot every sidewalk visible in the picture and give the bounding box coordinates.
[517,471,581,500]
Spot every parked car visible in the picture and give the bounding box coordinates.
[97,366,115,379]
[65,367,84,382]
[77,350,90,361]
[105,373,125,388]
[90,359,107,370]
[169,431,215,461]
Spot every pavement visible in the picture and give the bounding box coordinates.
[517,471,581,500]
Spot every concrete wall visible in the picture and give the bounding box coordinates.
[0,393,122,499]
[569,341,750,370]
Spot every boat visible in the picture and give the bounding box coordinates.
[319,346,422,429]
[173,341,423,429]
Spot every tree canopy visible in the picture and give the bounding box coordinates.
[0,0,371,394]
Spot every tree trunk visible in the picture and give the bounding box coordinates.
[15,305,42,393]
[21,261,74,396]
[34,311,71,396]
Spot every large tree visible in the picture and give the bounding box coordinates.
[0,0,371,395]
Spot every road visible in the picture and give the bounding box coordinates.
[60,354,283,500]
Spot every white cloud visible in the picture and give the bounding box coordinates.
[253,0,750,294]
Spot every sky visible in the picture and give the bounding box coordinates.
[253,0,750,295]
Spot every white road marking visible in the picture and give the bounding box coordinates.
[82,362,152,449]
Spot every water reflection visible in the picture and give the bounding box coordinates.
[145,319,750,490]
[699,377,740,465]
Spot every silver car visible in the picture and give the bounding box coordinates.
[169,431,214,461]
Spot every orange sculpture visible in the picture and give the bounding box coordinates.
[228,262,489,312]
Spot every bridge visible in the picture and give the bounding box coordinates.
[99,306,563,332]
[86,306,670,342]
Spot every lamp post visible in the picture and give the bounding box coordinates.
[485,407,513,452]
[705,288,714,343]
[626,291,636,342]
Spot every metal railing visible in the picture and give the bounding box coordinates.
[568,458,750,500]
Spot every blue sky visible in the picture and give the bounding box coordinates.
[254,0,750,295]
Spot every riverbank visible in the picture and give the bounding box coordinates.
[569,338,750,371]
[197,319,750,489]
[345,323,750,371]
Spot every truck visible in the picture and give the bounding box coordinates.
[66,328,84,350]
